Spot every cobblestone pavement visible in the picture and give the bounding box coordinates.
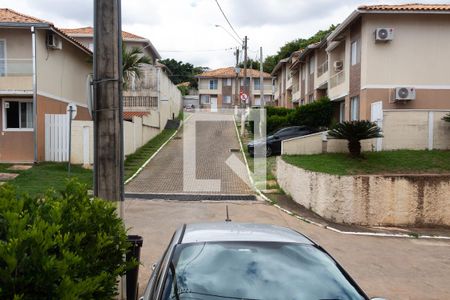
[125,200,450,300]
[125,112,253,195]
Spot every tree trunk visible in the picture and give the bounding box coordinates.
[348,140,362,157]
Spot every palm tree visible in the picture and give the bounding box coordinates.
[122,45,152,88]
[328,120,383,157]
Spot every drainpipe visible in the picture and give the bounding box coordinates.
[31,26,38,163]
[157,67,161,128]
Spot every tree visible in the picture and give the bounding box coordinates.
[158,58,207,88]
[122,45,151,87]
[328,121,383,157]
[443,113,450,122]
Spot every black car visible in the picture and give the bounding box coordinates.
[140,222,385,300]
[247,126,316,157]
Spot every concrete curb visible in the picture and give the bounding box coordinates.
[124,114,192,185]
[233,117,450,241]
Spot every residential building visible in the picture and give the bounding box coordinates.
[0,9,92,163]
[197,67,272,110]
[274,4,450,126]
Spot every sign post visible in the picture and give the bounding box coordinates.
[67,103,77,175]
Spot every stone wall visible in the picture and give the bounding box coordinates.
[277,157,450,227]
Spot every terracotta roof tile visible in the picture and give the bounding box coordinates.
[197,67,271,79]
[358,4,450,11]
[0,8,52,24]
[123,111,150,121]
[61,27,146,40]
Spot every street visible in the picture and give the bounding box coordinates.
[124,112,450,300]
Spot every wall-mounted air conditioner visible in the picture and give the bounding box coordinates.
[395,87,416,101]
[375,28,394,42]
[333,61,343,72]
[47,32,62,50]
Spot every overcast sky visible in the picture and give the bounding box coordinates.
[1,0,447,69]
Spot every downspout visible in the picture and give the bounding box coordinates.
[31,26,38,163]
[157,67,161,128]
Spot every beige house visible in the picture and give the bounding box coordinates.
[284,4,450,123]
[271,58,293,108]
[0,9,92,163]
[197,67,272,110]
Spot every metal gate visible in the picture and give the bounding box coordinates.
[45,114,70,162]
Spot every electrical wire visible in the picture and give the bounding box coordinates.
[214,0,242,41]
[159,48,234,53]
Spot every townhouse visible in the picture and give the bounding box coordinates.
[197,67,272,110]
[0,9,92,163]
[278,4,450,124]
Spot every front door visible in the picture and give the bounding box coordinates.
[210,97,218,112]
[371,101,383,151]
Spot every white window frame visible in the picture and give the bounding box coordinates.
[225,78,232,86]
[2,98,34,132]
[0,39,7,77]
[223,95,232,104]
[350,96,360,121]
[209,79,218,90]
[309,57,315,75]
[351,41,359,66]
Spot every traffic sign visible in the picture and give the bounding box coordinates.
[240,93,248,102]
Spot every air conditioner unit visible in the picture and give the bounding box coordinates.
[375,28,394,42]
[47,32,62,50]
[395,87,416,101]
[333,61,343,72]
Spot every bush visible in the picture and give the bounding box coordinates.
[266,106,294,117]
[443,113,450,123]
[0,180,133,299]
[290,97,333,129]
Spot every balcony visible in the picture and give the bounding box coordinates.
[0,59,33,91]
[317,60,328,78]
[329,70,344,88]
[253,84,273,95]
[123,96,158,111]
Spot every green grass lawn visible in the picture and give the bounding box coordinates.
[124,128,177,180]
[0,163,92,196]
[283,150,450,176]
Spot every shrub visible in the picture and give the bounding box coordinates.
[328,120,383,157]
[0,180,133,299]
[266,106,294,117]
[290,97,333,129]
[443,113,450,123]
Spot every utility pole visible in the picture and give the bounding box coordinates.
[260,46,264,107]
[235,47,240,106]
[93,0,124,205]
[243,36,248,107]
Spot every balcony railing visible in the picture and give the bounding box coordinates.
[317,60,328,77]
[0,59,33,76]
[123,96,158,108]
[254,84,273,91]
[329,70,344,88]
[292,84,299,93]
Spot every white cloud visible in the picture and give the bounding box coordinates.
[0,0,448,69]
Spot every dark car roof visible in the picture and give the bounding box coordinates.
[181,222,314,244]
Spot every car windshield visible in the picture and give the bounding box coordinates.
[162,242,366,300]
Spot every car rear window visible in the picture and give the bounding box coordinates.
[162,241,366,300]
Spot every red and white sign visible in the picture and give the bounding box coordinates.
[240,92,248,102]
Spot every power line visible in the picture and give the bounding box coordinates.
[214,0,242,42]
[159,48,234,53]
[215,24,242,46]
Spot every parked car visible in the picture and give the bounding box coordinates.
[247,126,316,157]
[140,222,384,300]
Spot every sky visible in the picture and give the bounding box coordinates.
[1,0,447,69]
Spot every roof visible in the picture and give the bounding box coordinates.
[197,67,270,79]
[328,4,450,42]
[61,26,146,40]
[181,222,314,244]
[358,4,450,12]
[123,111,150,121]
[0,9,91,55]
[271,58,290,76]
[62,26,161,59]
[0,8,52,24]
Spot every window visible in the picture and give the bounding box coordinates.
[253,78,261,90]
[309,57,315,75]
[240,78,250,87]
[0,40,6,76]
[309,94,314,103]
[350,96,360,121]
[200,95,210,104]
[209,79,218,90]
[225,78,232,86]
[88,43,94,51]
[3,100,33,130]
[254,96,261,106]
[339,101,345,122]
[351,41,359,66]
[223,95,231,104]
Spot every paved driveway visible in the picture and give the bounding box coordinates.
[125,112,253,196]
[125,200,450,300]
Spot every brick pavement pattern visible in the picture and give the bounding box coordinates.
[125,112,253,195]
